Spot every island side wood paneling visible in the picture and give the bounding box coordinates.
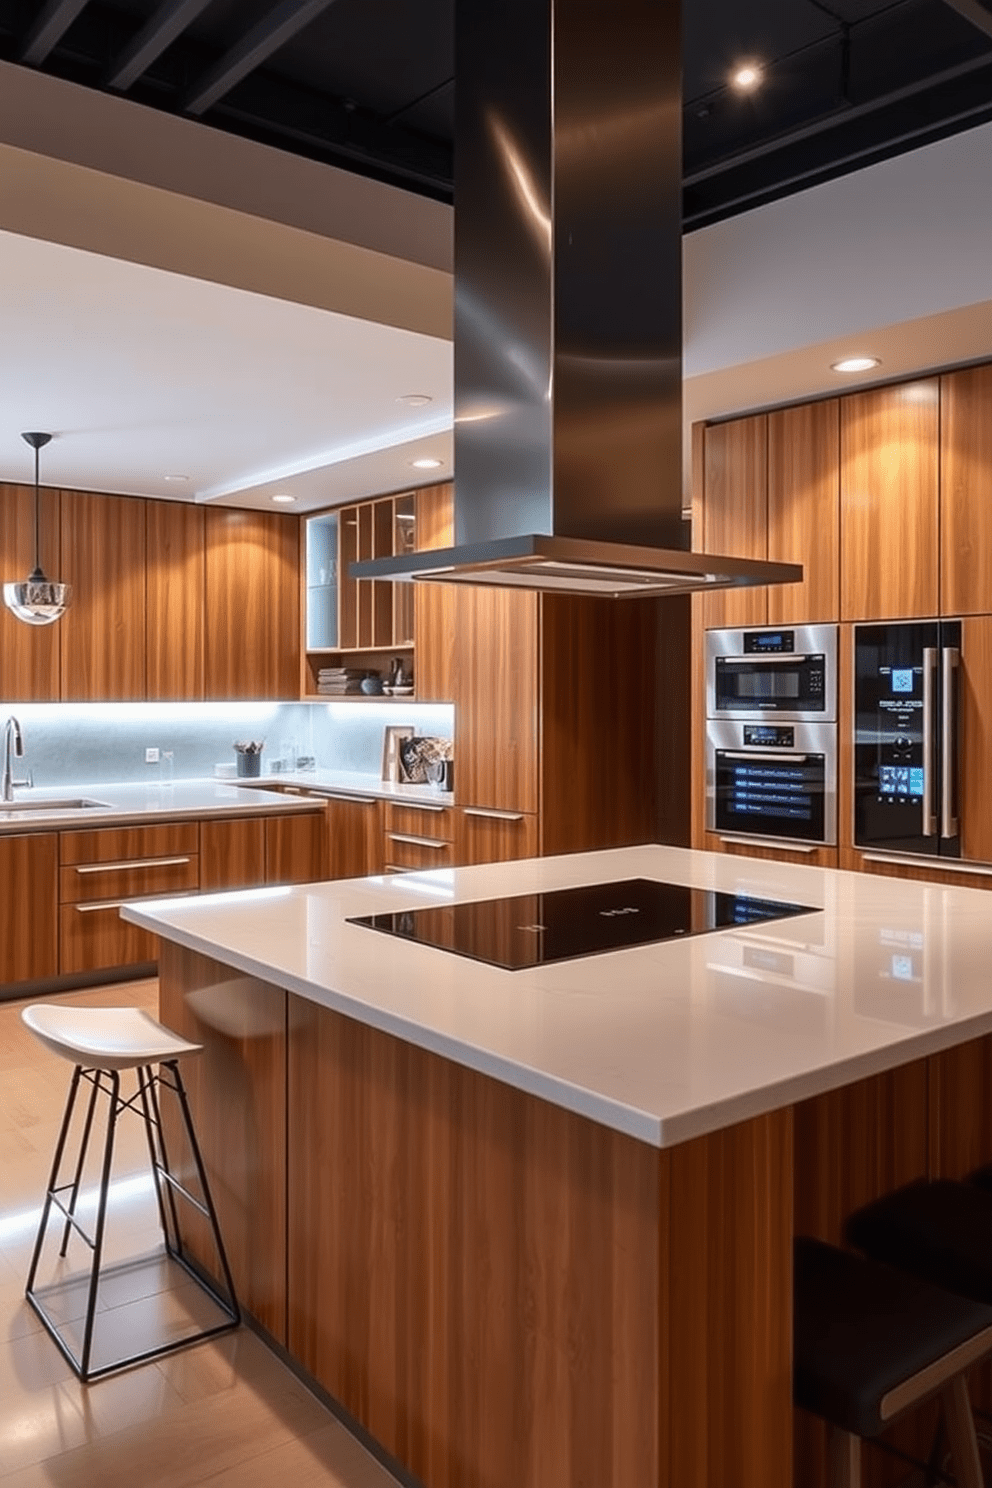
[203,508,300,700]
[940,364,992,617]
[158,942,288,1342]
[145,499,205,700]
[699,414,768,631]
[840,381,939,622]
[766,399,840,625]
[0,482,61,700]
[60,489,146,700]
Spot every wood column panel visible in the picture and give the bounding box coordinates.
[959,616,992,865]
[0,832,58,985]
[158,943,288,1342]
[265,810,328,884]
[414,483,456,702]
[767,399,840,625]
[146,499,204,700]
[199,816,266,891]
[840,381,939,622]
[699,414,768,631]
[60,489,146,700]
[0,482,61,700]
[204,508,300,699]
[455,587,539,815]
[940,364,992,617]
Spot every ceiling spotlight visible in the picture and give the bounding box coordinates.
[732,63,762,91]
[4,433,72,626]
[831,356,880,374]
[411,457,443,469]
[271,493,297,504]
[398,394,433,408]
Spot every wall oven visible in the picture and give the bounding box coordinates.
[706,624,837,722]
[706,721,838,847]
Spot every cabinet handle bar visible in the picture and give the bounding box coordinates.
[463,809,525,821]
[75,856,192,875]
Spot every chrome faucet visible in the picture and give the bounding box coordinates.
[2,716,31,803]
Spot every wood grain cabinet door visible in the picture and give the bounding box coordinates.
[265,810,328,884]
[940,365,992,617]
[455,587,540,814]
[414,482,456,701]
[455,808,539,865]
[767,400,840,625]
[840,380,939,622]
[146,500,204,699]
[199,816,266,891]
[0,832,58,985]
[204,509,300,699]
[325,795,383,879]
[699,414,768,631]
[0,483,61,699]
[60,490,146,700]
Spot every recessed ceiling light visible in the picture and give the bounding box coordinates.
[831,356,881,374]
[732,63,762,91]
[164,474,190,482]
[398,394,433,408]
[271,493,297,504]
[411,457,443,469]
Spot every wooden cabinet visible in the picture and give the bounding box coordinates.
[413,483,457,701]
[0,482,61,700]
[767,400,840,625]
[321,794,383,879]
[199,816,266,891]
[698,414,768,631]
[0,832,58,986]
[456,587,540,814]
[940,364,992,617]
[60,490,146,700]
[456,808,539,865]
[840,380,939,621]
[146,500,204,700]
[265,810,328,884]
[204,508,300,699]
[959,616,992,865]
[382,799,454,871]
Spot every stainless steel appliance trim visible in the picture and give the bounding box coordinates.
[861,851,992,876]
[922,646,938,837]
[717,835,820,854]
[385,833,448,850]
[942,646,960,839]
[463,808,525,821]
[75,856,192,874]
[705,718,838,846]
[705,624,838,722]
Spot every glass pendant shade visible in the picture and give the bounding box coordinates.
[4,432,71,626]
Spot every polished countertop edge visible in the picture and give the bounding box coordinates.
[0,780,325,832]
[119,845,992,1150]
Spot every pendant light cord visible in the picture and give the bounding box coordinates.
[33,442,41,575]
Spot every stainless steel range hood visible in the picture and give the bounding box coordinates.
[354,0,801,599]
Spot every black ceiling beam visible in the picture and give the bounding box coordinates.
[105,0,215,92]
[180,0,337,116]
[20,0,90,65]
[939,0,992,40]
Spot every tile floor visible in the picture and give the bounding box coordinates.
[0,979,400,1487]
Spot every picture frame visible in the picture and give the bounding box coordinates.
[381,725,415,782]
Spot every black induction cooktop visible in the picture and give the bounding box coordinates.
[348,878,818,972]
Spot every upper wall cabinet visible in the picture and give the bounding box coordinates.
[767,400,840,625]
[61,490,146,701]
[146,501,205,700]
[0,483,61,701]
[840,380,939,622]
[699,414,768,631]
[204,508,300,700]
[940,365,992,617]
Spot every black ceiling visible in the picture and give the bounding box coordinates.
[3,0,992,229]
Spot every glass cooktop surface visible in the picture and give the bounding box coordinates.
[348,878,818,972]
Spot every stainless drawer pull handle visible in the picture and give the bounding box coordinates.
[393,801,446,814]
[718,835,819,854]
[75,856,192,874]
[386,833,447,849]
[463,808,525,821]
[74,889,198,913]
[75,900,131,913]
[309,791,378,804]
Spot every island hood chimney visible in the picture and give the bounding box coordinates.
[354,0,801,598]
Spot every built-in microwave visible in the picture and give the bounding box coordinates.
[706,624,837,722]
[705,720,838,847]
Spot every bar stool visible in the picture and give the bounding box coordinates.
[847,1178,992,1305]
[22,1003,240,1382]
[794,1235,992,1487]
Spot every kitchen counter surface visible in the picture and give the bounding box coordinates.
[239,768,454,806]
[0,779,326,831]
[122,843,992,1149]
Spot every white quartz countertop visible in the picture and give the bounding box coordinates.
[121,844,992,1149]
[246,769,454,807]
[0,779,325,831]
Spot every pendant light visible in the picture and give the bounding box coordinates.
[3,432,71,626]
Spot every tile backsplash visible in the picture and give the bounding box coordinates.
[0,701,454,788]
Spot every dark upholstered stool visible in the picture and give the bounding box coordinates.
[794,1236,992,1487]
[847,1179,992,1305]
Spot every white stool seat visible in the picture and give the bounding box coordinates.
[21,1005,201,1071]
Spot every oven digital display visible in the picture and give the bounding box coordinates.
[744,725,795,747]
[743,630,794,654]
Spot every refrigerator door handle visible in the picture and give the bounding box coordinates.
[941,646,960,840]
[922,647,938,837]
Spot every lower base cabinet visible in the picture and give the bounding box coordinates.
[0,832,58,986]
[456,807,539,865]
[323,794,383,879]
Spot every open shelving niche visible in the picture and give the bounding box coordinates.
[303,491,417,700]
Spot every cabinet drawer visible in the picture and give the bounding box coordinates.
[383,801,453,841]
[59,902,164,975]
[61,852,199,905]
[383,832,455,872]
[456,809,539,866]
[60,822,199,865]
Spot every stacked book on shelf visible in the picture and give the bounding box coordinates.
[316,667,365,696]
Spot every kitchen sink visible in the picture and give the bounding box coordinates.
[0,797,111,813]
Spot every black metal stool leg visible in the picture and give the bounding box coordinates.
[58,1069,101,1258]
[164,1060,240,1323]
[25,1063,83,1295]
[137,1064,181,1255]
[78,1069,120,1383]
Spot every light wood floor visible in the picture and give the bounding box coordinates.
[0,979,400,1487]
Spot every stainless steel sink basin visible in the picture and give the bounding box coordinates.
[0,797,111,813]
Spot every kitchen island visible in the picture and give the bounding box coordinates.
[123,846,992,1488]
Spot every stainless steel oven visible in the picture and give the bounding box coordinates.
[705,720,838,847]
[706,624,837,722]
